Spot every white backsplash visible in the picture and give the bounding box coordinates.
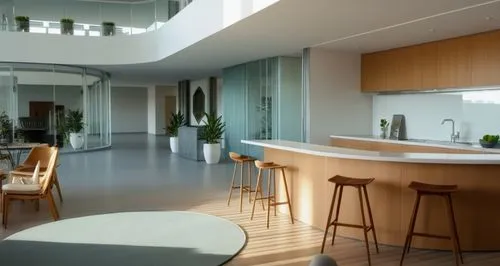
[373,90,500,142]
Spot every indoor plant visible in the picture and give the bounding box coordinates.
[380,118,389,139]
[199,112,225,164]
[166,111,185,153]
[60,18,74,35]
[66,109,84,150]
[479,134,499,148]
[15,16,29,32]
[102,21,116,36]
[0,111,12,143]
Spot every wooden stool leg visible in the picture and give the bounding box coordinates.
[321,184,339,254]
[406,193,421,254]
[400,193,421,266]
[239,162,244,213]
[363,185,379,253]
[248,162,252,203]
[251,168,263,220]
[266,169,272,229]
[3,195,10,229]
[447,194,463,264]
[445,194,463,265]
[358,187,372,266]
[227,162,237,206]
[273,169,277,216]
[331,185,344,246]
[281,168,294,224]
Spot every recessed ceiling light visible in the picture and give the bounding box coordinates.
[428,28,435,32]
[485,16,492,20]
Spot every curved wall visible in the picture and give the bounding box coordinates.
[0,0,278,65]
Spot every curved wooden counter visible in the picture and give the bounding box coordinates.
[242,139,500,251]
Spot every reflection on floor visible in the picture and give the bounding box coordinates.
[1,134,499,265]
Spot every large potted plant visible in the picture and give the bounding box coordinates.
[66,109,84,150]
[166,111,185,153]
[15,16,29,32]
[0,111,12,143]
[60,18,74,35]
[102,21,116,36]
[199,112,225,164]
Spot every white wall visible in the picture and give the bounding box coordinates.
[17,85,83,117]
[307,48,372,145]
[111,86,148,133]
[155,85,177,134]
[147,86,156,134]
[0,0,280,65]
[373,91,500,142]
[189,78,210,126]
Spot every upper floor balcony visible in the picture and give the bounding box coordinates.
[0,0,193,37]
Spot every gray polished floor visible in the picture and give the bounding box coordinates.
[1,134,235,239]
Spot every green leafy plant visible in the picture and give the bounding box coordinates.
[199,112,225,144]
[60,18,74,35]
[102,21,116,36]
[166,111,185,137]
[0,111,12,139]
[380,118,389,130]
[482,134,499,143]
[15,16,29,32]
[65,109,84,133]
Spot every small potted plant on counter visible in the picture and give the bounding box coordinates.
[15,16,29,32]
[479,134,499,148]
[166,111,185,153]
[60,18,74,35]
[380,118,390,139]
[102,21,116,36]
[200,112,225,164]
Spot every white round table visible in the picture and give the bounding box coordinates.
[0,211,246,266]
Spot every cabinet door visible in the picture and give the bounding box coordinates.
[418,42,438,89]
[361,53,386,92]
[471,30,500,87]
[437,37,471,88]
[385,46,421,91]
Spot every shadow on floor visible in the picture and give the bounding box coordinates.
[0,240,234,266]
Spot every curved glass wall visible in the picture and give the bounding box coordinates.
[0,0,194,36]
[0,62,111,152]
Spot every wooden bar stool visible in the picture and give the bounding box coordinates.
[400,181,463,266]
[321,175,379,266]
[227,152,262,213]
[251,160,294,228]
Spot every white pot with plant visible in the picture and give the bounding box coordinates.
[166,111,185,153]
[66,109,84,150]
[200,112,225,164]
[380,118,389,139]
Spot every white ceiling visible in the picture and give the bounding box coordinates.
[97,0,500,84]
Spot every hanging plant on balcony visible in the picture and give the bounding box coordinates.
[60,18,74,35]
[102,21,116,36]
[15,16,29,32]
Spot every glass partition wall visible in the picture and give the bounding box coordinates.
[0,62,111,152]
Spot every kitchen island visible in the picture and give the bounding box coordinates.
[242,139,500,251]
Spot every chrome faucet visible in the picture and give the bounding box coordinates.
[441,118,460,143]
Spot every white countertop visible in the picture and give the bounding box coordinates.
[242,139,500,164]
[330,135,500,154]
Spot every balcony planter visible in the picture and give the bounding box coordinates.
[60,18,74,35]
[102,21,115,36]
[15,16,29,32]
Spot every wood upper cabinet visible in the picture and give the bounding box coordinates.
[470,30,500,87]
[361,29,500,92]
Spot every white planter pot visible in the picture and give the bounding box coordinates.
[170,137,179,153]
[203,143,221,164]
[69,133,84,150]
